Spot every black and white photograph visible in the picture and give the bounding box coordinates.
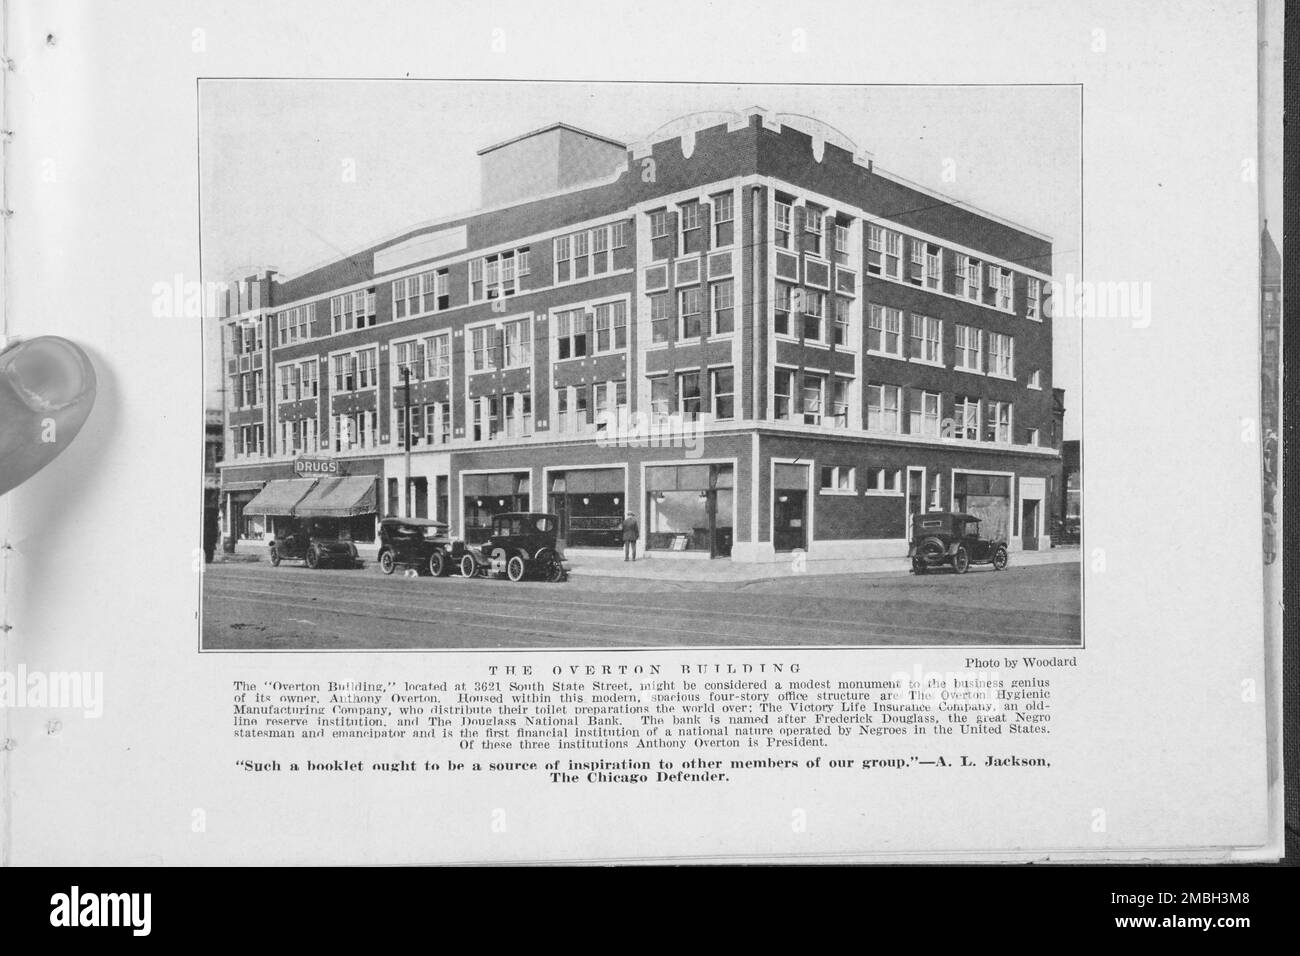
[199,82,1083,650]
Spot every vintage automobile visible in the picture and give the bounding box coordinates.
[460,512,568,583]
[376,516,467,577]
[268,517,361,570]
[909,511,1008,575]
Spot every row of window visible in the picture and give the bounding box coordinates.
[275,304,314,346]
[774,198,852,262]
[649,191,736,259]
[554,222,627,284]
[393,268,450,319]
[470,247,531,303]
[648,367,738,422]
[648,280,735,343]
[818,465,917,497]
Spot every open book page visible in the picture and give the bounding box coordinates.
[0,0,1282,866]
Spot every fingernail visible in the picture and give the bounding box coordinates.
[0,336,95,411]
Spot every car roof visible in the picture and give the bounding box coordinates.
[918,512,979,522]
[381,517,448,528]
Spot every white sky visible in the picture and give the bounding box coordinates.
[199,81,1081,434]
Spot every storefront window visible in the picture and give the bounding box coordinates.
[462,472,530,544]
[645,464,733,556]
[548,469,625,548]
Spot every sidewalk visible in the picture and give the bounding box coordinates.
[568,547,1081,583]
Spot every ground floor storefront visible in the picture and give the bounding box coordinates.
[217,434,1060,563]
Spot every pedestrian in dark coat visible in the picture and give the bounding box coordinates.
[621,512,640,561]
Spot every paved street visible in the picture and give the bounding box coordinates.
[202,559,1081,650]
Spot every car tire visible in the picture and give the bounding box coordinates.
[506,555,527,583]
[992,547,1008,571]
[305,547,320,570]
[911,556,927,575]
[540,551,566,583]
[952,547,970,574]
[459,553,479,579]
[379,550,396,575]
[429,551,447,577]
[270,548,281,567]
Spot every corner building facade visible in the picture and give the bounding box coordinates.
[218,109,1063,562]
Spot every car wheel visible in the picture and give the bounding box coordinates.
[428,550,447,577]
[379,550,396,575]
[952,547,970,574]
[506,555,527,583]
[270,548,281,567]
[542,552,566,583]
[305,547,320,570]
[992,546,1008,571]
[459,553,479,578]
[911,556,927,575]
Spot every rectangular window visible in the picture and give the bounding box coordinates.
[470,327,496,372]
[909,390,942,437]
[774,283,793,336]
[711,280,734,335]
[502,318,531,369]
[573,231,590,280]
[910,313,942,364]
[680,201,700,233]
[990,401,1012,443]
[774,368,794,422]
[829,378,849,428]
[955,325,983,372]
[556,308,588,360]
[299,360,318,399]
[592,301,628,352]
[801,373,823,426]
[711,367,735,420]
[611,220,627,248]
[592,227,610,275]
[803,290,825,342]
[393,276,419,319]
[866,224,884,275]
[395,339,425,383]
[865,467,902,494]
[712,192,734,247]
[1027,277,1042,320]
[649,377,670,423]
[649,210,669,238]
[867,383,902,433]
[679,287,703,340]
[332,354,356,393]
[956,396,980,441]
[991,266,1013,310]
[1026,427,1040,446]
[805,207,824,257]
[649,294,670,344]
[426,333,450,379]
[957,255,982,302]
[833,297,852,347]
[925,245,942,289]
[909,237,926,284]
[867,304,904,357]
[820,465,855,492]
[554,236,572,283]
[989,332,1014,378]
[774,201,792,249]
[1028,369,1042,390]
[834,223,850,255]
[678,371,702,421]
[883,231,903,280]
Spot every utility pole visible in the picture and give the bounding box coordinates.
[402,364,412,518]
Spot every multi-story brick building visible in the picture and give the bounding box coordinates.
[217,107,1063,562]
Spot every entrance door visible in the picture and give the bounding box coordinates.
[906,467,926,536]
[1021,499,1040,551]
[773,490,807,552]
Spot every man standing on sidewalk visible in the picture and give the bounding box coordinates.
[622,511,640,561]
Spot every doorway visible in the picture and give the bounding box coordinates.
[906,467,926,536]
[1021,499,1040,550]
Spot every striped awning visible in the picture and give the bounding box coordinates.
[242,478,317,516]
[292,476,377,518]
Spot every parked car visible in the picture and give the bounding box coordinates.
[377,516,467,577]
[461,512,568,582]
[909,512,1008,575]
[268,517,361,569]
